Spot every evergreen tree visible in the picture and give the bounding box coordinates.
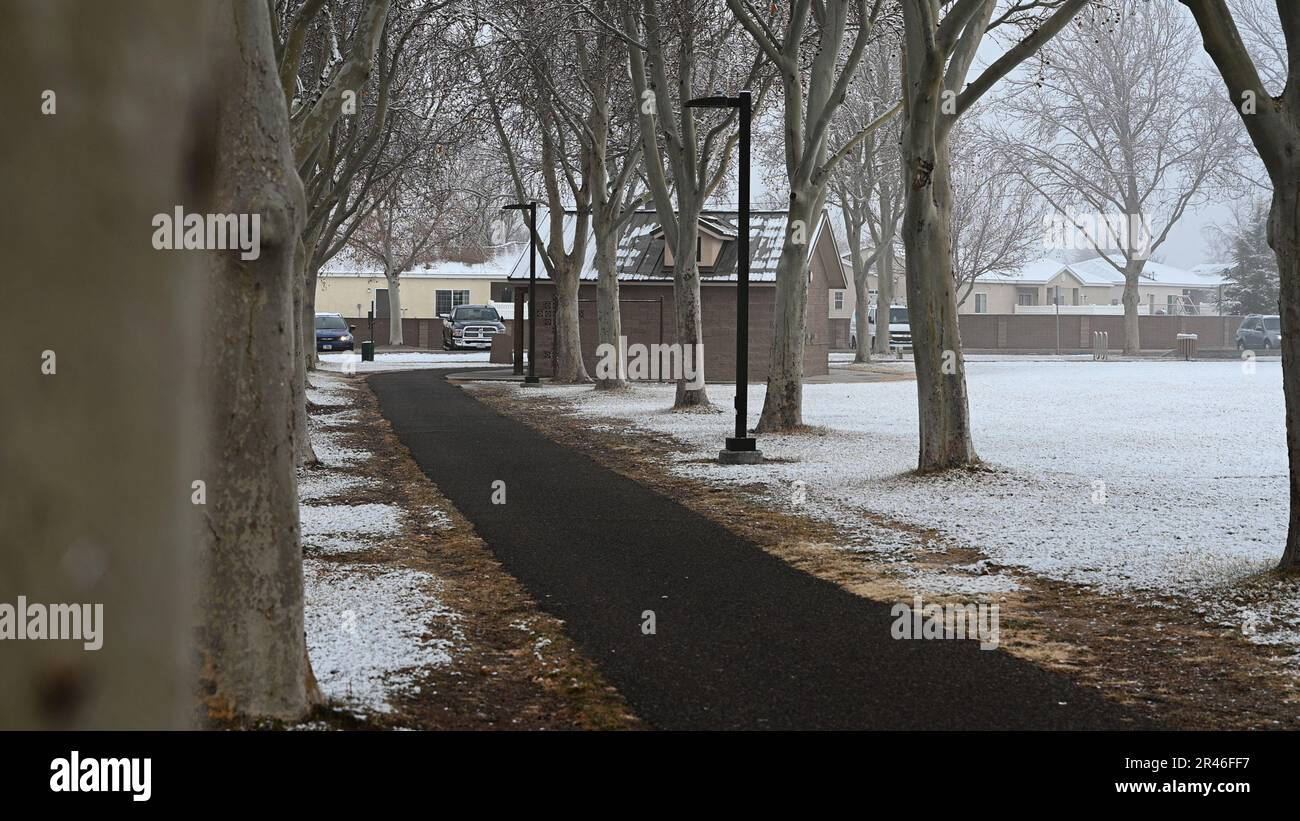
[1225,200,1281,315]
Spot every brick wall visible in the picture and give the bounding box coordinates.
[514,281,830,381]
[957,313,1245,351]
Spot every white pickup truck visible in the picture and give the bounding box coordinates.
[850,305,912,350]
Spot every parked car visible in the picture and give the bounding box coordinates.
[442,304,506,350]
[314,313,356,352]
[850,305,911,350]
[1236,314,1281,351]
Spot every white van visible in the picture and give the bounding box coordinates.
[850,305,912,350]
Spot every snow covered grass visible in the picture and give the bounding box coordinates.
[304,560,461,714]
[509,360,1295,653]
[298,471,377,502]
[299,386,467,715]
[300,503,404,539]
[312,430,370,467]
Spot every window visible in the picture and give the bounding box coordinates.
[833,291,844,310]
[1016,288,1038,306]
[436,289,470,316]
[1072,288,1080,306]
[451,306,499,322]
[975,293,987,314]
[696,236,703,263]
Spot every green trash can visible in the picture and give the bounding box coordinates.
[361,340,375,362]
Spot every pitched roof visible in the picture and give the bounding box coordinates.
[978,256,1229,288]
[505,209,841,285]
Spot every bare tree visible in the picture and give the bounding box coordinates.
[348,177,452,344]
[620,0,770,408]
[198,0,320,721]
[828,38,904,363]
[275,0,394,467]
[726,0,895,430]
[898,0,1089,471]
[950,119,1041,306]
[1179,0,1300,570]
[991,0,1240,353]
[481,5,602,384]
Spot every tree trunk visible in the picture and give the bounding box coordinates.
[593,228,627,390]
[0,0,211,729]
[853,244,872,364]
[291,238,318,467]
[198,0,318,722]
[552,261,591,383]
[302,227,324,373]
[757,194,818,430]
[1121,259,1144,355]
[902,128,977,471]
[386,271,403,346]
[873,251,895,356]
[1273,188,1300,570]
[672,214,711,407]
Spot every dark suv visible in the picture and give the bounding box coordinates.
[442,304,506,350]
[315,313,356,351]
[1236,314,1281,351]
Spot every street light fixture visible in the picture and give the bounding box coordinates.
[686,89,761,464]
[502,201,540,384]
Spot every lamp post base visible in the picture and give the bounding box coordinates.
[719,437,762,464]
[718,448,763,465]
[522,375,541,386]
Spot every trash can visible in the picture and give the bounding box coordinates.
[1175,333,1198,361]
[361,340,375,362]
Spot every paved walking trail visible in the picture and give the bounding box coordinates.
[370,369,1144,730]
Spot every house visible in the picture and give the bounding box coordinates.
[960,256,1230,315]
[500,209,850,380]
[314,248,520,346]
[315,248,521,320]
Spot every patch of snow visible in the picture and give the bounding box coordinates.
[304,559,461,713]
[298,471,377,502]
[300,503,403,539]
[311,430,371,467]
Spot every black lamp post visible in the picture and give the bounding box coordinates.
[686,90,760,464]
[502,201,540,384]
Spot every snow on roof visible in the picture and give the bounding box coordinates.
[505,208,838,285]
[978,258,1073,285]
[1190,262,1236,277]
[978,256,1229,289]
[320,246,522,279]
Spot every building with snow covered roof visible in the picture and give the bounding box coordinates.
[498,209,851,380]
[314,246,522,321]
[961,256,1230,315]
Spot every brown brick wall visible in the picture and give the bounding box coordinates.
[957,313,1244,351]
[515,280,830,382]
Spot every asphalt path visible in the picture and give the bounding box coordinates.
[369,368,1146,730]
